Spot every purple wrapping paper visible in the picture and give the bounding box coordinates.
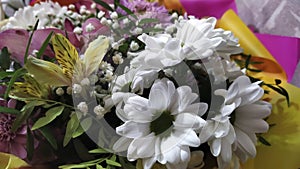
[180,0,237,18]
[180,0,300,82]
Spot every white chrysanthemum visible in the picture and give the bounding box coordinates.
[176,17,243,60]
[112,78,207,169]
[199,76,271,168]
[3,1,68,30]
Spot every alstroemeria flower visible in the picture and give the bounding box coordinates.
[25,33,109,87]
[113,78,207,169]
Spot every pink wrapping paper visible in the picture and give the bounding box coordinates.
[255,33,300,81]
[180,0,237,18]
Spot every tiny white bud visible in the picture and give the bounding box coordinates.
[66,10,73,16]
[111,42,119,50]
[97,11,105,18]
[109,4,115,10]
[178,15,184,21]
[133,27,143,35]
[130,41,139,51]
[165,25,176,34]
[66,86,72,95]
[123,18,129,25]
[89,74,99,84]
[154,24,162,29]
[73,84,82,94]
[94,105,106,118]
[100,17,108,25]
[73,27,83,34]
[171,12,178,19]
[80,78,90,86]
[112,53,123,64]
[56,87,64,96]
[80,8,87,14]
[104,71,114,82]
[112,22,119,29]
[85,23,95,32]
[77,102,88,115]
[68,4,75,10]
[110,12,118,20]
[106,20,112,25]
[90,3,97,9]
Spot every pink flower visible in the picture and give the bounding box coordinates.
[0,112,28,159]
[0,87,36,159]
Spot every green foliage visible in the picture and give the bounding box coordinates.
[11,100,45,132]
[4,68,27,100]
[24,20,39,63]
[0,106,20,115]
[138,18,159,26]
[26,126,34,160]
[0,47,11,71]
[39,126,58,150]
[63,112,81,146]
[36,31,54,59]
[32,106,65,130]
[94,0,114,11]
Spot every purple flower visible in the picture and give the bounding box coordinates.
[0,106,29,159]
[0,87,36,159]
[118,0,171,23]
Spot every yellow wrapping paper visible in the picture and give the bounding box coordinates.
[217,10,300,169]
[0,152,29,169]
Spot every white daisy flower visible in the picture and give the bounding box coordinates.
[199,76,271,168]
[112,78,207,169]
[176,17,243,60]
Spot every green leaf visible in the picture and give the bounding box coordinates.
[106,155,121,167]
[63,113,80,146]
[36,31,54,59]
[94,0,114,11]
[115,1,134,15]
[24,19,39,63]
[32,106,64,130]
[138,18,159,26]
[11,101,41,132]
[0,71,14,80]
[96,164,104,169]
[88,148,109,154]
[4,68,27,100]
[143,27,164,33]
[73,139,93,161]
[0,106,20,115]
[39,126,58,150]
[0,47,11,71]
[72,117,92,138]
[26,126,34,160]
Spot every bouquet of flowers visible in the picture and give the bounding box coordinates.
[0,0,296,169]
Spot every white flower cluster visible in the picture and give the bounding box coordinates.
[3,1,68,30]
[107,16,271,169]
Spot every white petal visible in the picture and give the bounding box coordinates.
[116,121,150,138]
[143,157,157,169]
[174,113,206,129]
[211,138,221,156]
[235,127,256,157]
[113,137,132,152]
[128,133,156,159]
